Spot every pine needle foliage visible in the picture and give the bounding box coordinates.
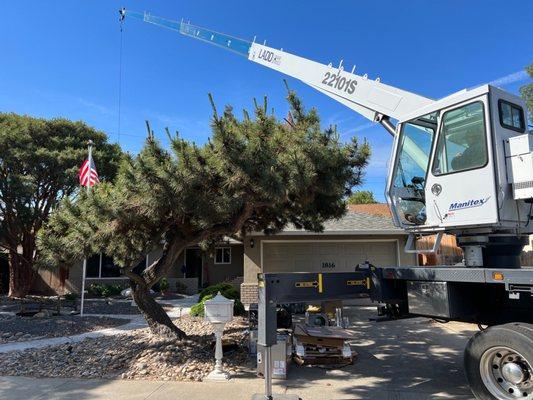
[38,91,370,336]
[0,113,122,297]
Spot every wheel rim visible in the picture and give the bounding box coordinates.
[480,346,533,399]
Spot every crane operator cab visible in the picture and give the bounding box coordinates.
[386,85,533,267]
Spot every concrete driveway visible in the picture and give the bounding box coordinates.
[278,305,477,399]
[0,304,478,399]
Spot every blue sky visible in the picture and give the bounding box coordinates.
[1,1,532,201]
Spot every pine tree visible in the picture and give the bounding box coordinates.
[0,114,122,297]
[520,63,533,122]
[38,91,371,338]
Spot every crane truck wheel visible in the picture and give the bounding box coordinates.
[464,323,533,399]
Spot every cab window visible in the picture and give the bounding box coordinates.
[498,99,525,132]
[391,122,435,225]
[432,102,487,175]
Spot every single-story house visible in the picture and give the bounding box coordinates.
[36,238,244,296]
[33,203,469,298]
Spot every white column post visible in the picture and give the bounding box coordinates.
[80,258,87,316]
[206,323,230,381]
[213,329,223,374]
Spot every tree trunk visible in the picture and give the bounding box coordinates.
[8,250,35,298]
[132,282,186,339]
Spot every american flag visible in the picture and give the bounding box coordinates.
[79,153,99,187]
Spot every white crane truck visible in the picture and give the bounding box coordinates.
[123,10,533,400]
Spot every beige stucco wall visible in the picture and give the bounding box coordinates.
[243,233,415,284]
[204,243,244,286]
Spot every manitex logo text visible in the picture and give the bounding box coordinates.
[449,197,491,211]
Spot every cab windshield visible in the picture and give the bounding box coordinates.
[391,117,436,225]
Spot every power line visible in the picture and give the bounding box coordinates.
[117,13,125,144]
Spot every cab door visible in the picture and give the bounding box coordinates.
[424,97,499,228]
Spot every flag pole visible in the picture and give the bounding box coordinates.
[80,140,93,317]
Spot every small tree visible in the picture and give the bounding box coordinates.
[39,91,370,338]
[347,190,377,204]
[0,114,122,297]
[519,63,533,122]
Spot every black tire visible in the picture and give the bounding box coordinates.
[464,323,533,400]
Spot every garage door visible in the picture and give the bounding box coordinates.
[262,241,398,273]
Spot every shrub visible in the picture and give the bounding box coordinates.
[100,284,123,297]
[233,299,245,316]
[87,283,123,297]
[63,292,78,301]
[159,277,169,293]
[175,280,188,294]
[189,294,213,317]
[189,294,245,317]
[198,283,239,302]
[87,283,104,296]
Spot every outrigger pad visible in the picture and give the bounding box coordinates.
[251,395,300,400]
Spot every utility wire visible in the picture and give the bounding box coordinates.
[117,15,125,144]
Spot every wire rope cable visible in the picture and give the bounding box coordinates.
[117,12,125,144]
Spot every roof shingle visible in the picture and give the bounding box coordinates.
[280,204,402,234]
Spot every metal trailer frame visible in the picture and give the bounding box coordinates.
[256,266,533,399]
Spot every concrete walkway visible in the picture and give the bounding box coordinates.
[0,372,475,400]
[1,376,265,400]
[0,295,199,354]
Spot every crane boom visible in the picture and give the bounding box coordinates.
[123,10,434,128]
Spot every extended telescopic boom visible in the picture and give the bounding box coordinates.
[122,9,434,135]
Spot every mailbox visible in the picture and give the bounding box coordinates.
[203,292,234,381]
[204,292,234,324]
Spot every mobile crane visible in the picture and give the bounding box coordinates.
[123,9,533,400]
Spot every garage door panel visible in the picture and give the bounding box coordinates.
[263,241,398,273]
[294,259,312,270]
[342,244,365,257]
[292,244,311,256]
[318,243,342,256]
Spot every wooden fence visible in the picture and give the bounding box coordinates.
[417,235,533,267]
[521,251,533,267]
[416,234,464,266]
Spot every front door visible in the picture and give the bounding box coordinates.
[425,97,498,228]
[185,248,203,282]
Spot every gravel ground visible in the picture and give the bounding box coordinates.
[77,299,141,315]
[0,296,139,315]
[0,316,251,382]
[0,295,177,316]
[78,299,175,315]
[0,314,129,344]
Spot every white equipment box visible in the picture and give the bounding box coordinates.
[505,134,533,200]
[257,334,292,379]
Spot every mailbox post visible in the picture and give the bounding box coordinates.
[204,292,234,381]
